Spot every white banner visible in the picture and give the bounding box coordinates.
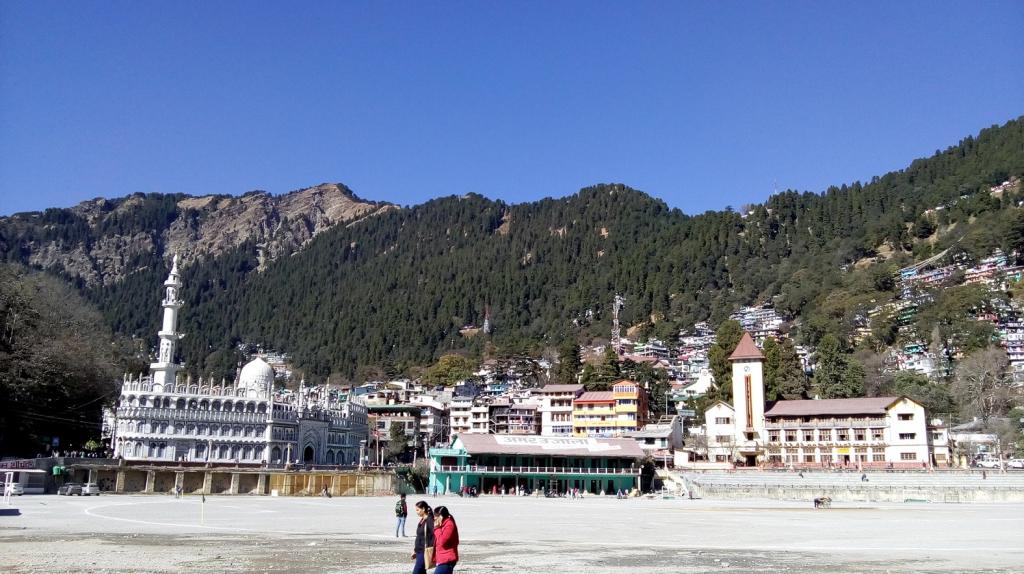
[493,435,620,452]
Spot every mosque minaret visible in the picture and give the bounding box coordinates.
[150,253,184,390]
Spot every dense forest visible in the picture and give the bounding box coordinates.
[2,117,1023,386]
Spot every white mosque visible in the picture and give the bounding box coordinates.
[106,255,368,466]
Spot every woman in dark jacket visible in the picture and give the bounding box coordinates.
[432,505,459,573]
[411,501,434,574]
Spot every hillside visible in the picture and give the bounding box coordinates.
[2,117,1023,381]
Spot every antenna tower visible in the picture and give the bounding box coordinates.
[612,294,625,351]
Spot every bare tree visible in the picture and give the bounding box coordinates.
[951,347,1019,422]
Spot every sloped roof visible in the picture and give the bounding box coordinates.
[576,391,614,402]
[764,397,902,417]
[728,332,764,361]
[455,433,645,458]
[536,384,584,393]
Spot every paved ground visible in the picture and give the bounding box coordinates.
[1,494,1022,573]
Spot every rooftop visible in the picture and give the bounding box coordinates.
[451,433,645,458]
[764,397,902,417]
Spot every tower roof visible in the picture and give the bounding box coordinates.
[728,332,763,361]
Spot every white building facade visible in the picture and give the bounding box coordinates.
[106,256,367,466]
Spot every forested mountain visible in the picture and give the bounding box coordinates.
[2,117,1023,383]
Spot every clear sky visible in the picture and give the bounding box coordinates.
[1,2,1022,216]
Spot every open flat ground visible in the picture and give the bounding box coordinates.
[1,494,1022,573]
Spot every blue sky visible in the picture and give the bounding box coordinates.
[1,2,1021,216]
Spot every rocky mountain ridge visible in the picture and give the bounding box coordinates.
[2,183,388,286]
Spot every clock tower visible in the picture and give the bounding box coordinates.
[729,332,766,445]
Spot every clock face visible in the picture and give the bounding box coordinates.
[743,365,750,373]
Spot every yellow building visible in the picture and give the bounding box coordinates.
[573,380,648,437]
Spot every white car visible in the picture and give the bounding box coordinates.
[1007,459,1024,470]
[4,484,23,496]
[80,483,101,496]
[975,458,1002,469]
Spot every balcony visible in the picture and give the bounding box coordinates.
[765,418,888,429]
[434,465,637,476]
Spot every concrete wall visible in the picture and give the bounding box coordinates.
[73,464,397,496]
[692,482,1024,503]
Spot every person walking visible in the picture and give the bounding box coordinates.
[395,493,409,537]
[432,505,459,573]
[410,501,434,574]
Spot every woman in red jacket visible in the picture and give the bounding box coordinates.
[432,505,459,573]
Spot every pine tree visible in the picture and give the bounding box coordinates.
[554,341,582,385]
[708,320,743,400]
[812,334,864,398]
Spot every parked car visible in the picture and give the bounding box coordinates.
[4,484,24,496]
[58,483,83,495]
[1007,459,1024,470]
[81,483,100,496]
[975,458,1002,469]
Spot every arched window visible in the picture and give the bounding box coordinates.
[212,400,221,411]
[271,446,281,463]
[176,398,186,409]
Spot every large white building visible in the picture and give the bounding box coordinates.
[536,384,584,436]
[106,255,367,466]
[703,332,948,468]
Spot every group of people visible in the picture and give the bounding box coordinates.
[395,493,460,574]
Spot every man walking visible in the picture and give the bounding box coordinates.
[395,493,408,537]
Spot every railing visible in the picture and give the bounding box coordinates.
[117,407,268,424]
[765,418,888,429]
[435,465,637,475]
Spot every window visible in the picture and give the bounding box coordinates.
[871,428,884,440]
[900,452,916,461]
[715,417,731,424]
[837,431,849,441]
[803,454,815,463]
[785,432,797,442]
[768,430,780,442]
[819,429,833,442]
[931,432,943,441]
[803,432,814,442]
[898,413,914,421]
[899,433,916,440]
[872,453,885,462]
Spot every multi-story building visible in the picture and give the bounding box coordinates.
[572,380,648,438]
[702,331,949,468]
[448,397,474,436]
[506,403,541,435]
[411,396,450,450]
[729,305,784,343]
[537,384,584,436]
[762,397,934,467]
[367,404,422,463]
[106,255,367,467]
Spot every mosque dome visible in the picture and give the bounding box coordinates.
[238,357,275,395]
